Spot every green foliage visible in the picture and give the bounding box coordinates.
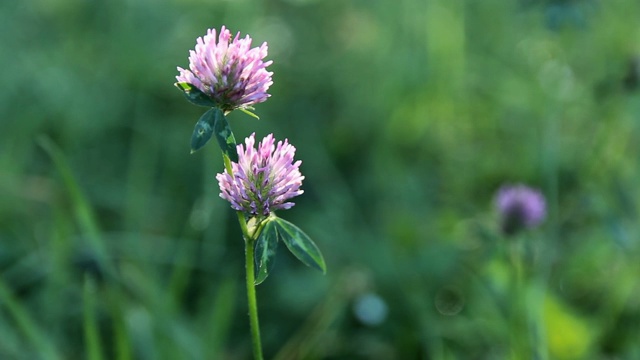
[254,216,326,285]
[175,82,217,108]
[190,107,238,160]
[212,109,238,163]
[273,217,326,274]
[190,109,216,153]
[254,219,278,285]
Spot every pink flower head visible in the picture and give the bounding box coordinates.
[495,184,546,235]
[216,133,304,216]
[176,26,273,112]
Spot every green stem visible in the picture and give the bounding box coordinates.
[222,153,264,360]
[529,276,548,360]
[244,233,263,360]
[526,234,549,360]
[508,238,527,359]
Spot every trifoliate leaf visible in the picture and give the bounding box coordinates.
[213,109,238,162]
[274,218,326,273]
[254,219,279,285]
[175,82,217,107]
[190,108,217,153]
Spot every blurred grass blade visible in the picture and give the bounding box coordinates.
[254,219,279,285]
[273,271,352,360]
[0,278,61,360]
[274,218,326,273]
[168,237,198,310]
[206,276,238,355]
[37,136,111,274]
[105,285,133,360]
[83,275,104,360]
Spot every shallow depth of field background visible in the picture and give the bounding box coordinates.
[2,0,640,359]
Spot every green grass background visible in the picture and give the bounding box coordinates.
[1,0,640,358]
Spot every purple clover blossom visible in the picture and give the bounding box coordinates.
[176,26,273,112]
[495,184,546,236]
[216,133,304,217]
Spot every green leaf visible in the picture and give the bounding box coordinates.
[175,82,217,107]
[274,218,326,273]
[190,108,217,153]
[254,220,279,285]
[213,109,238,162]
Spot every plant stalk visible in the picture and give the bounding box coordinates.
[508,238,527,359]
[222,153,264,360]
[244,233,263,360]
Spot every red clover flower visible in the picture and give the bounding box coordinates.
[495,184,546,236]
[176,26,273,112]
[216,133,304,217]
